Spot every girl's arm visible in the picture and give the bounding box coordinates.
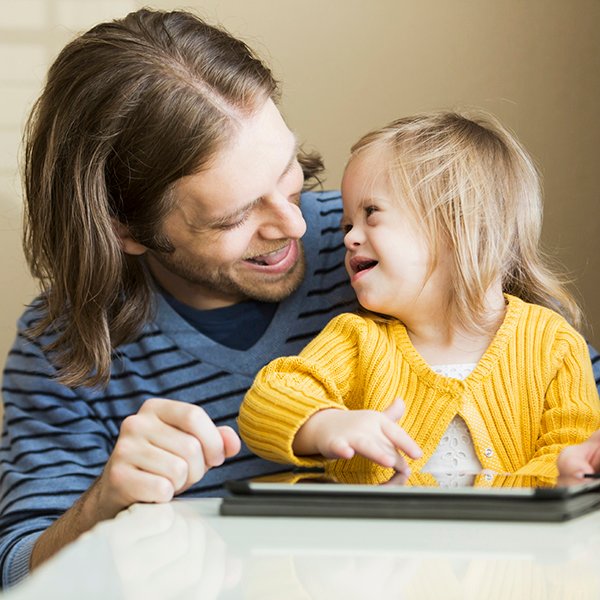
[515,329,600,477]
[239,313,421,469]
[239,313,362,467]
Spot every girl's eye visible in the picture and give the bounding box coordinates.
[341,223,353,234]
[365,205,378,218]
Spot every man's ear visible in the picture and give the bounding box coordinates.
[111,218,148,256]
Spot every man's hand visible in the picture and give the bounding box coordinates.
[98,398,241,514]
[557,430,600,478]
[30,398,240,571]
[293,398,422,472]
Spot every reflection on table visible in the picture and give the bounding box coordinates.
[3,497,600,599]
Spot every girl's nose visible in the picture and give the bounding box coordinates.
[344,226,363,249]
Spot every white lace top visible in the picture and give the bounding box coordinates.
[421,363,482,486]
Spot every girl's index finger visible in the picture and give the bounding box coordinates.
[381,419,423,460]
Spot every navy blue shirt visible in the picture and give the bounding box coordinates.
[163,293,278,350]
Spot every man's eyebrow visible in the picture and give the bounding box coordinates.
[205,135,300,229]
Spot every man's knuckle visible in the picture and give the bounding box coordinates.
[106,462,128,488]
[120,415,141,436]
[187,406,209,428]
[141,397,165,413]
[112,440,130,460]
[153,478,174,502]
[182,436,202,458]
[171,456,189,480]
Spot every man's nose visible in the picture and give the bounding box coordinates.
[259,196,307,239]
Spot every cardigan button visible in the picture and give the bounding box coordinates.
[484,448,494,458]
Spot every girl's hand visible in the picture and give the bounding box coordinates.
[98,398,241,516]
[557,429,600,478]
[293,398,422,473]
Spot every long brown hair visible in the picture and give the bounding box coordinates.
[350,111,582,334]
[23,9,323,388]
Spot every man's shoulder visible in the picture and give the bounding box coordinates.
[298,188,347,273]
[9,293,164,366]
[15,296,46,329]
[589,344,600,393]
[301,189,342,204]
[11,297,56,350]
[300,189,343,222]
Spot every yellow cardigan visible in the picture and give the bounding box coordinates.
[239,295,600,478]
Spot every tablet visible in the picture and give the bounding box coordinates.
[221,470,600,522]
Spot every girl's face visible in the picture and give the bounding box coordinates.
[340,151,450,322]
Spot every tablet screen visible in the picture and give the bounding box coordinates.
[226,469,600,499]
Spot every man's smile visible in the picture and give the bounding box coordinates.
[243,240,299,274]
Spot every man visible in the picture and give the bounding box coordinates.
[0,9,356,586]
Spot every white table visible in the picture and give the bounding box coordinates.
[3,498,600,599]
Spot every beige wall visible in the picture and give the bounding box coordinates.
[1,0,599,393]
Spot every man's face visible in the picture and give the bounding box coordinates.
[142,99,307,310]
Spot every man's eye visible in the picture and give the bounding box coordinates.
[219,212,250,230]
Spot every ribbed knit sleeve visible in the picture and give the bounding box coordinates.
[514,323,600,477]
[239,314,376,466]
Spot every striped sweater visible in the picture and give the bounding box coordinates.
[0,191,357,587]
[240,295,600,478]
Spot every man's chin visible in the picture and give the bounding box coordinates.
[245,273,305,303]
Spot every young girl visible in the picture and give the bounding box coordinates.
[238,111,600,481]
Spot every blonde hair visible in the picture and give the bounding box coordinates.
[350,110,582,333]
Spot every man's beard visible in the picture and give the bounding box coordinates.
[148,242,306,304]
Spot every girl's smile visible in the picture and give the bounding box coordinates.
[348,255,379,283]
